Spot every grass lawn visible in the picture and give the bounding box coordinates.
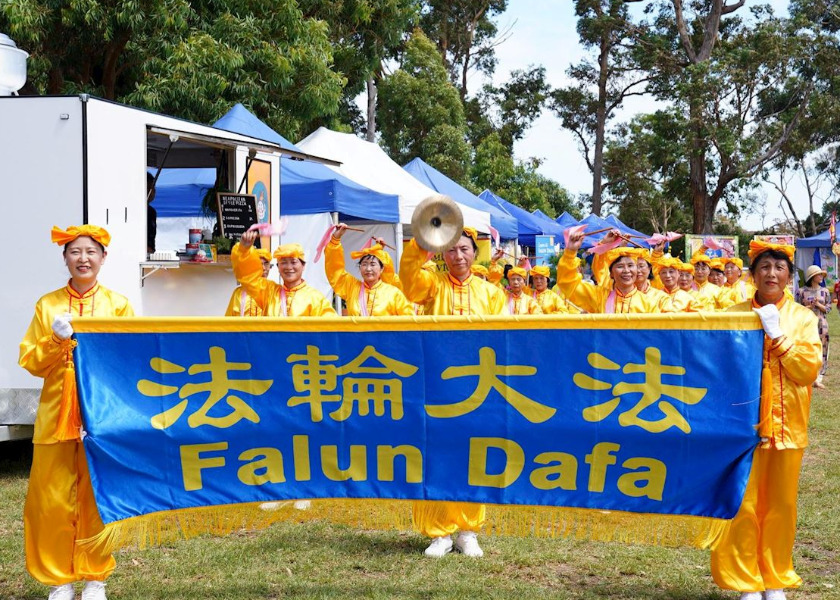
[2,314,839,600]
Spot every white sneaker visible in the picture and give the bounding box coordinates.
[81,580,106,600]
[48,584,75,600]
[765,590,787,600]
[423,535,453,557]
[293,500,311,510]
[454,530,484,557]
[738,593,762,600]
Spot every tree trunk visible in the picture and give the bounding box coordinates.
[366,73,377,143]
[689,93,712,233]
[591,22,610,217]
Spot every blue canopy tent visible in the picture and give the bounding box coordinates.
[796,229,830,248]
[154,104,399,223]
[605,214,650,248]
[478,190,564,247]
[795,229,836,286]
[214,104,399,222]
[403,158,518,240]
[552,211,581,247]
[577,214,615,249]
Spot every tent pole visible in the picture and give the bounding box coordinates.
[395,223,403,273]
[332,212,341,314]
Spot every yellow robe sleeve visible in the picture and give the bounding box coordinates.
[398,239,440,305]
[556,250,605,313]
[231,242,276,312]
[488,261,504,285]
[591,252,611,288]
[324,239,361,302]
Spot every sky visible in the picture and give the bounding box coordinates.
[482,0,820,233]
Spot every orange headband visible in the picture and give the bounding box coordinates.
[508,266,527,279]
[748,240,794,263]
[273,243,305,261]
[530,265,550,278]
[256,249,272,262]
[470,264,489,277]
[350,244,389,266]
[721,256,743,269]
[51,225,111,247]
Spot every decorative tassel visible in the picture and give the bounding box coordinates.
[77,499,728,554]
[757,362,773,440]
[56,351,82,441]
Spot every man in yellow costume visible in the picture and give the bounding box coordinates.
[711,241,821,600]
[20,225,134,600]
[224,248,271,316]
[529,265,570,314]
[558,229,660,314]
[399,226,505,558]
[324,224,413,316]
[505,266,543,315]
[232,230,336,317]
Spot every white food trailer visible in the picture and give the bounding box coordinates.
[0,94,336,441]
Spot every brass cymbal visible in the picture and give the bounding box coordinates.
[411,194,465,254]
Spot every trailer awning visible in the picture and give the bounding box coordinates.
[147,126,341,168]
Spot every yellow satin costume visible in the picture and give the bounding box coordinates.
[711,296,821,593]
[324,239,413,316]
[224,286,264,317]
[400,238,505,537]
[532,289,570,314]
[505,291,543,315]
[232,243,336,317]
[19,282,134,586]
[556,250,661,314]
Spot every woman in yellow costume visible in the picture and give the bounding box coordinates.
[399,226,505,558]
[708,258,727,287]
[655,256,699,312]
[677,261,697,294]
[232,230,336,317]
[19,225,134,600]
[710,240,821,600]
[723,256,755,305]
[324,223,413,316]
[224,248,271,317]
[561,229,660,314]
[505,266,543,315]
[530,265,570,314]
[690,250,729,311]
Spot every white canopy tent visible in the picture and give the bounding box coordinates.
[297,128,492,239]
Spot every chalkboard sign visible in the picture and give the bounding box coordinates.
[217,193,259,246]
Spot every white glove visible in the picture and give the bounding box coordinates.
[753,304,783,340]
[51,312,74,340]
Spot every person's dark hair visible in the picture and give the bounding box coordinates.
[748,250,793,276]
[63,239,105,254]
[147,172,155,188]
[609,255,635,272]
[503,264,513,279]
[358,255,384,269]
[462,232,478,252]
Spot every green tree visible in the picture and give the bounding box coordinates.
[550,0,644,216]
[377,29,470,181]
[298,0,419,138]
[639,1,822,233]
[2,0,346,139]
[471,133,580,218]
[419,0,508,100]
[477,66,549,152]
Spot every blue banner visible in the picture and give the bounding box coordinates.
[73,315,763,527]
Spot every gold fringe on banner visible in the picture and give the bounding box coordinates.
[79,499,728,553]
